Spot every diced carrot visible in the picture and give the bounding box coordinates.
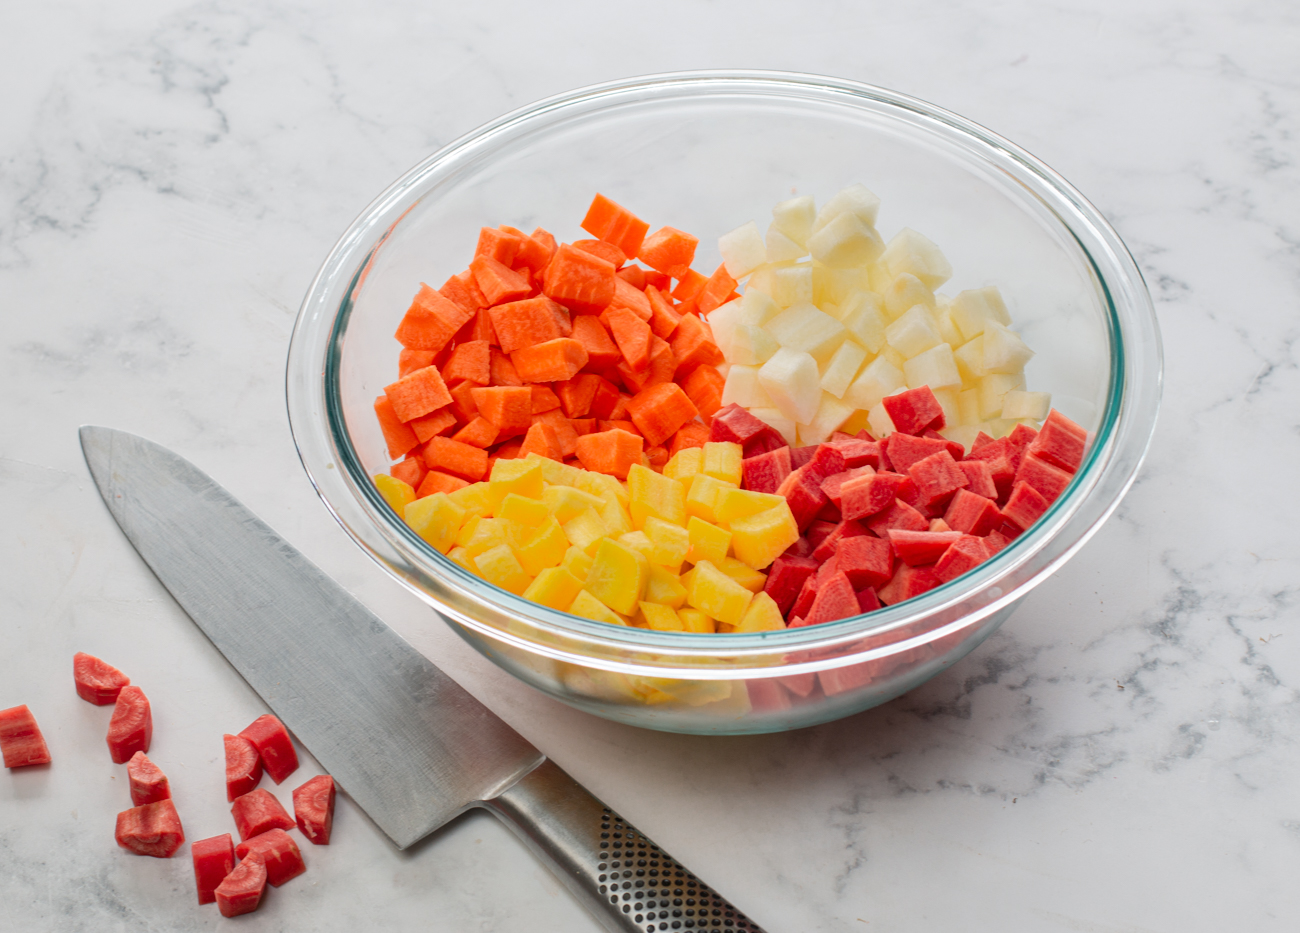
[442,340,491,386]
[470,385,533,438]
[570,418,596,435]
[626,382,699,447]
[542,244,616,315]
[616,265,646,290]
[475,226,521,266]
[670,313,725,374]
[607,277,652,322]
[470,255,532,306]
[394,284,473,353]
[603,306,652,372]
[696,264,739,315]
[489,297,572,354]
[599,419,641,436]
[637,227,698,279]
[671,268,708,302]
[569,315,622,369]
[681,364,725,419]
[609,393,632,421]
[471,309,497,345]
[450,416,499,449]
[532,409,580,458]
[511,338,589,383]
[489,347,523,386]
[416,470,470,497]
[556,373,601,418]
[575,428,644,479]
[439,274,481,314]
[424,437,488,482]
[676,296,699,318]
[530,384,562,414]
[384,366,453,423]
[374,396,419,459]
[573,238,626,269]
[408,406,457,443]
[500,225,553,275]
[448,380,479,423]
[645,285,682,339]
[589,377,624,420]
[519,422,562,461]
[617,336,675,394]
[529,227,558,260]
[580,194,650,260]
[516,266,541,298]
[495,442,523,460]
[391,455,428,489]
[645,446,669,470]
[644,270,671,292]
[669,422,710,457]
[398,349,436,378]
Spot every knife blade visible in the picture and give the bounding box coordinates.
[80,426,766,933]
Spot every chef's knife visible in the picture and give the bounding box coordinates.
[80,426,764,933]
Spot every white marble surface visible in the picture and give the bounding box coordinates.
[2,2,1297,930]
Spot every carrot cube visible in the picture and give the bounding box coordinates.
[519,423,562,461]
[670,313,724,375]
[407,406,457,443]
[489,297,572,354]
[669,422,710,458]
[570,315,622,369]
[451,416,499,449]
[417,469,470,497]
[391,455,428,490]
[448,380,479,424]
[580,194,650,260]
[616,265,646,290]
[529,226,558,259]
[470,386,533,438]
[489,347,523,386]
[603,306,652,372]
[681,364,725,419]
[696,264,739,315]
[394,284,473,353]
[627,382,699,447]
[556,373,601,418]
[424,437,489,482]
[575,429,644,479]
[570,418,596,436]
[470,255,532,306]
[475,227,520,266]
[531,409,580,458]
[599,419,640,436]
[573,238,627,269]
[671,268,708,302]
[500,225,553,275]
[607,277,652,322]
[530,384,562,413]
[439,273,482,313]
[617,336,675,394]
[470,309,497,345]
[542,244,616,315]
[511,338,589,383]
[398,349,436,377]
[645,285,681,340]
[442,340,491,386]
[384,366,453,423]
[638,227,698,279]
[374,396,419,459]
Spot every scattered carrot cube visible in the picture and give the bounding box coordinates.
[580,194,650,260]
[638,226,698,279]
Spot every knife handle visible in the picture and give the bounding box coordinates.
[485,759,766,933]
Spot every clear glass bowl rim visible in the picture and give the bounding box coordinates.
[285,69,1162,678]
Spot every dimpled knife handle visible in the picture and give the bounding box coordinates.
[485,759,766,933]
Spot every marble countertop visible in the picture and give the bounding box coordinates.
[3,2,1297,930]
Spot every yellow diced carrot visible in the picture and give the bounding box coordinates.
[523,566,585,610]
[375,474,416,515]
[642,516,689,570]
[735,591,785,633]
[714,488,788,525]
[643,564,687,609]
[676,607,715,633]
[447,481,493,519]
[701,441,743,485]
[568,589,627,626]
[626,463,687,530]
[717,556,767,593]
[686,516,731,566]
[729,502,800,570]
[403,492,465,553]
[488,458,544,509]
[662,446,704,483]
[542,484,603,523]
[498,492,550,526]
[561,545,594,581]
[562,509,608,555]
[514,516,567,575]
[684,473,738,524]
[686,559,753,626]
[585,537,649,616]
[475,543,533,594]
[639,602,686,631]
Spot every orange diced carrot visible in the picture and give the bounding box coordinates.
[696,264,739,315]
[530,384,562,414]
[511,338,589,383]
[394,284,473,352]
[472,309,497,345]
[569,315,621,370]
[495,442,524,459]
[675,296,699,318]
[645,446,669,470]
[391,455,428,489]
[475,227,520,266]
[638,227,698,279]
[645,285,681,340]
[556,373,601,418]
[374,395,419,459]
[470,255,532,306]
[590,380,625,420]
[519,422,562,461]
[580,194,650,260]
[573,238,626,269]
[626,382,699,447]
[570,418,596,436]
[542,244,616,315]
[439,274,481,314]
[603,306,652,372]
[451,416,499,449]
[669,422,710,457]
[531,409,580,458]
[442,340,491,386]
[424,436,488,481]
[416,469,470,497]
[470,385,533,438]
[489,296,572,354]
[644,270,671,292]
[448,380,479,423]
[607,276,652,322]
[384,366,453,422]
[681,364,725,419]
[616,265,646,290]
[489,347,523,386]
[399,348,437,377]
[671,268,708,303]
[617,336,675,394]
[575,428,644,479]
[599,420,641,436]
[670,313,725,375]
[529,227,558,260]
[500,225,553,275]
[408,406,458,443]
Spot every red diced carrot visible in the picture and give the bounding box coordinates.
[416,469,470,497]
[580,194,650,260]
[603,306,652,372]
[489,297,572,354]
[489,347,523,386]
[519,422,562,461]
[589,377,624,420]
[407,406,457,443]
[644,270,671,291]
[391,456,427,489]
[529,227,558,259]
[556,373,601,418]
[626,382,699,447]
[617,336,675,394]
[671,268,708,302]
[399,349,436,377]
[668,422,710,457]
[570,418,596,435]
[475,227,520,266]
[374,396,419,459]
[681,364,725,419]
[645,446,669,470]
[511,338,589,383]
[616,265,646,290]
[645,285,681,339]
[670,313,725,374]
[424,437,488,481]
[575,428,644,479]
[451,416,499,449]
[470,255,532,306]
[442,340,491,386]
[607,276,652,322]
[448,380,479,423]
[470,386,533,438]
[500,225,553,275]
[599,419,641,436]
[530,384,562,413]
[638,227,698,279]
[532,409,580,458]
[696,264,739,315]
[384,366,453,423]
[569,315,622,369]
[394,284,473,353]
[573,238,626,269]
[542,244,616,314]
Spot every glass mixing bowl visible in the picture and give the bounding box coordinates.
[286,71,1161,734]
